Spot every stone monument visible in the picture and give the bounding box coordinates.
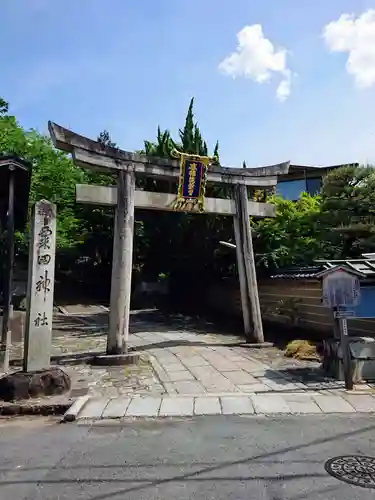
[23,200,56,372]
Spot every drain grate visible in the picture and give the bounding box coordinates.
[325,455,375,489]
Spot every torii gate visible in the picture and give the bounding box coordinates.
[48,121,289,360]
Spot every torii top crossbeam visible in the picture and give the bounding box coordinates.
[48,121,290,187]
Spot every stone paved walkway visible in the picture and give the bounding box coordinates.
[70,309,357,396]
[8,308,375,416]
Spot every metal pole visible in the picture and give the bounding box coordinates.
[0,166,15,372]
[339,316,353,390]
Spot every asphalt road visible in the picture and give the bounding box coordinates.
[1,415,375,499]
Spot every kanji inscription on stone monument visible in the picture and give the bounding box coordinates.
[23,200,57,372]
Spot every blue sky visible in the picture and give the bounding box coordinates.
[2,0,375,167]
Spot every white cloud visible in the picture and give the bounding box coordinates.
[218,24,293,101]
[323,9,375,88]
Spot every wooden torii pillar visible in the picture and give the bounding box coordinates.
[49,121,289,360]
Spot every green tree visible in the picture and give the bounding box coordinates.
[253,193,325,269]
[136,97,227,293]
[0,98,8,116]
[0,99,86,249]
[98,129,117,148]
[320,165,375,258]
[144,127,176,158]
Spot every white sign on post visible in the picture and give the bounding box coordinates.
[322,269,361,308]
[318,265,360,391]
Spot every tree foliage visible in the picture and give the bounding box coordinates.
[320,165,375,258]
[0,102,86,250]
[253,193,325,269]
[137,97,226,289]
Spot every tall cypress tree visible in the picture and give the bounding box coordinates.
[213,141,219,164]
[145,98,218,159]
[97,130,117,148]
[179,97,195,153]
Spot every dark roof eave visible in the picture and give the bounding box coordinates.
[0,155,31,171]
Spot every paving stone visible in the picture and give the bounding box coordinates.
[234,361,267,373]
[283,394,322,414]
[223,370,259,385]
[357,384,373,391]
[159,397,194,416]
[260,378,300,391]
[194,396,222,415]
[202,356,239,372]
[189,365,220,381]
[170,346,193,354]
[160,333,184,341]
[312,395,355,413]
[126,397,162,417]
[153,354,178,364]
[293,382,309,390]
[237,383,272,393]
[78,398,110,419]
[101,397,131,418]
[160,381,176,395]
[182,356,209,367]
[163,362,186,372]
[212,361,240,372]
[167,370,195,382]
[205,384,239,394]
[173,380,206,394]
[221,352,248,362]
[343,394,375,412]
[202,376,238,393]
[220,396,254,415]
[251,394,291,414]
[250,369,268,378]
[267,370,294,380]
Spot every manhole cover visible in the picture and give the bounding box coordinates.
[325,456,375,489]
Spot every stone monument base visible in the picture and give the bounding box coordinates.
[0,366,71,402]
[322,337,375,383]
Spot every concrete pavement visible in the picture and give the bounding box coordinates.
[1,415,375,498]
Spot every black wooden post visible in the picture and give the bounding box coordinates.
[0,165,15,371]
[0,156,31,373]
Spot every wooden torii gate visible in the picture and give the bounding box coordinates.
[48,121,289,359]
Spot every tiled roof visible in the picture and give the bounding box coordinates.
[317,259,375,277]
[270,259,375,280]
[270,266,323,279]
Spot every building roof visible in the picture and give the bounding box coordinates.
[0,155,31,171]
[287,163,359,174]
[269,266,323,280]
[270,258,375,280]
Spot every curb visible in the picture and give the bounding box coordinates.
[0,400,73,416]
[62,395,91,422]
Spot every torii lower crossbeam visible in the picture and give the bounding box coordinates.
[76,177,274,351]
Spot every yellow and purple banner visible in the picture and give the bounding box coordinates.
[172,151,212,212]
